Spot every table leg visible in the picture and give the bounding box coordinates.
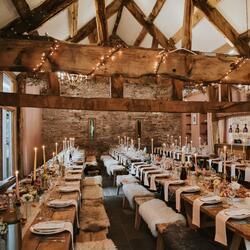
[134,204,141,230]
[229,234,242,250]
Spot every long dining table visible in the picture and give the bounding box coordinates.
[155,178,250,250]
[21,176,81,250]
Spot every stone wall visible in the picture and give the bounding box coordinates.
[41,75,181,158]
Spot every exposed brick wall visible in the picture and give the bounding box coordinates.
[41,76,181,158]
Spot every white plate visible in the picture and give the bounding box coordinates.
[47,201,72,208]
[200,196,221,204]
[183,186,200,193]
[59,187,78,193]
[30,221,65,235]
[225,209,250,219]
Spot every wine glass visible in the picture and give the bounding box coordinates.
[227,189,235,206]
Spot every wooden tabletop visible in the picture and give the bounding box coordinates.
[22,179,80,250]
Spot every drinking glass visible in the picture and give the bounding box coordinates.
[227,189,235,205]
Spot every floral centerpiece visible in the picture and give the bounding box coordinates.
[21,193,34,219]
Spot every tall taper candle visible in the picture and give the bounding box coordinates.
[199,136,201,148]
[55,142,58,155]
[15,171,20,199]
[223,146,227,175]
[151,138,154,154]
[33,147,37,180]
[179,136,182,147]
[42,145,46,165]
[118,136,120,144]
[185,136,188,146]
[138,138,141,150]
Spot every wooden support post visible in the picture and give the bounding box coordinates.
[112,5,123,35]
[68,0,78,38]
[182,0,193,50]
[172,79,184,100]
[111,74,124,98]
[151,37,158,48]
[47,73,60,95]
[95,0,108,44]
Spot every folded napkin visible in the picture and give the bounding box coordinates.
[130,162,145,175]
[192,196,220,227]
[139,166,155,181]
[59,185,81,194]
[150,173,169,191]
[32,221,74,250]
[215,209,250,246]
[65,174,82,181]
[164,180,185,202]
[176,186,200,212]
[231,164,236,177]
[48,200,79,228]
[143,169,162,186]
[245,167,250,182]
[135,164,151,177]
[64,180,80,186]
[66,169,82,174]
[218,161,223,172]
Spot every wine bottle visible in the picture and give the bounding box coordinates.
[235,124,240,133]
[243,124,248,133]
[180,166,187,180]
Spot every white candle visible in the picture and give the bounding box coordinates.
[151,138,154,154]
[179,136,182,147]
[15,170,20,199]
[194,153,197,167]
[223,146,227,174]
[131,139,134,146]
[185,136,188,146]
[199,136,201,148]
[171,135,173,144]
[127,137,129,146]
[190,140,193,149]
[73,138,75,147]
[124,136,126,146]
[33,147,37,180]
[55,142,58,155]
[42,145,46,165]
[138,138,141,150]
[53,152,55,164]
[118,136,120,144]
[67,140,70,149]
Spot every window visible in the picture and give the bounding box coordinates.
[1,73,16,180]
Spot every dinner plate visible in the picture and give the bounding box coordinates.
[30,221,65,235]
[225,209,250,219]
[200,196,221,204]
[59,187,78,193]
[47,200,72,208]
[183,186,200,193]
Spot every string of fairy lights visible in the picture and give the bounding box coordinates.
[32,39,249,92]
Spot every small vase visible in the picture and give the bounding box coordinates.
[23,202,32,219]
[213,186,220,196]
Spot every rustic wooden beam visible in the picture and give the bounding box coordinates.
[133,0,166,47]
[11,0,31,19]
[239,29,250,41]
[0,38,249,83]
[88,30,98,44]
[112,5,123,35]
[1,92,250,113]
[68,0,78,38]
[172,79,184,100]
[213,43,233,54]
[95,0,108,44]
[193,0,250,56]
[123,0,174,50]
[68,0,122,43]
[111,74,124,98]
[182,0,193,50]
[0,0,76,37]
[151,37,158,48]
[47,73,60,95]
[171,0,221,44]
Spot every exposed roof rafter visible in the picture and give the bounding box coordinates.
[133,0,166,47]
[68,0,78,38]
[112,5,123,35]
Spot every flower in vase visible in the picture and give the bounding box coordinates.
[21,193,34,203]
[213,179,221,188]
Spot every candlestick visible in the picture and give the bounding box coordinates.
[138,138,141,150]
[15,170,20,199]
[33,147,37,180]
[151,138,154,155]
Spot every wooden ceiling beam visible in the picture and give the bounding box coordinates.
[193,0,250,56]
[239,29,250,41]
[67,0,122,43]
[182,0,193,50]
[0,38,249,83]
[1,92,250,113]
[123,0,174,50]
[213,43,233,54]
[171,0,221,45]
[112,5,123,35]
[94,0,108,44]
[68,0,78,38]
[11,0,31,19]
[88,30,98,44]
[0,0,76,37]
[133,0,166,47]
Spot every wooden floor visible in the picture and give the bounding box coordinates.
[102,175,156,250]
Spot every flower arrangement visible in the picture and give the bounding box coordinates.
[21,193,34,203]
[0,222,7,235]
